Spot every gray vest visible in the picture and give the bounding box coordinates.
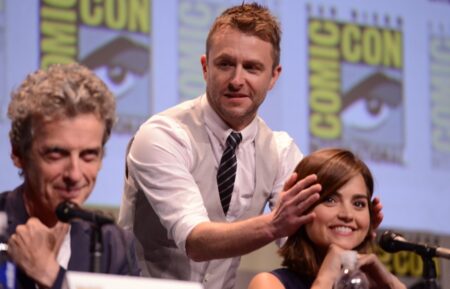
[129,97,280,288]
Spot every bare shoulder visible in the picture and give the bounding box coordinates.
[248,272,285,289]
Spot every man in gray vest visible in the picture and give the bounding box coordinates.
[119,3,381,289]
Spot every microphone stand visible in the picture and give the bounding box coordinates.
[90,224,103,273]
[418,251,440,289]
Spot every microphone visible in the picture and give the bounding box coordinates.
[56,201,114,226]
[379,230,450,259]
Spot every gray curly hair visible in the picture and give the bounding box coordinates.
[8,63,116,160]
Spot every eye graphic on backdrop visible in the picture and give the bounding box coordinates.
[341,72,402,130]
[80,36,150,99]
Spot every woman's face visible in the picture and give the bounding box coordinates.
[305,174,371,252]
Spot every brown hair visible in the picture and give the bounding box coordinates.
[206,2,281,68]
[8,63,116,161]
[279,148,375,278]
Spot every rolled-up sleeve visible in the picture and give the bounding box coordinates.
[126,115,210,254]
[268,131,304,210]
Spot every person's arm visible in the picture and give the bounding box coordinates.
[311,245,406,289]
[310,244,346,289]
[248,272,285,289]
[7,218,69,288]
[186,173,321,261]
[184,129,322,261]
[128,116,320,261]
[358,253,406,289]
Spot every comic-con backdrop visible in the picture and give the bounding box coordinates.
[0,0,449,287]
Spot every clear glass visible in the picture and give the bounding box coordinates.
[334,268,370,289]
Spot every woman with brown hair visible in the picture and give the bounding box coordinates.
[248,148,405,289]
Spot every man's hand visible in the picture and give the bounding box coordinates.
[371,197,384,239]
[8,218,69,288]
[269,173,321,239]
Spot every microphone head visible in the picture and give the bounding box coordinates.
[55,200,78,223]
[379,230,403,253]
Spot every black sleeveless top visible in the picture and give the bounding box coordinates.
[271,268,313,289]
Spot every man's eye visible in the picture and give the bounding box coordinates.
[244,64,262,73]
[81,150,101,162]
[218,62,232,68]
[43,148,65,160]
[46,152,63,160]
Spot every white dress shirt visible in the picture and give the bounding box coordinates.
[122,95,303,288]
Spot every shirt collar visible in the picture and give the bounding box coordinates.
[202,94,258,146]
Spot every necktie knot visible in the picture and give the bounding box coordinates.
[226,132,242,150]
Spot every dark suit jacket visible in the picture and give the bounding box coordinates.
[0,185,140,289]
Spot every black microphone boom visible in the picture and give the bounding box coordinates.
[379,230,450,259]
[56,201,114,226]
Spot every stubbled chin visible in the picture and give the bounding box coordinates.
[56,189,87,205]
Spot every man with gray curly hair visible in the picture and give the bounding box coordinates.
[2,63,138,289]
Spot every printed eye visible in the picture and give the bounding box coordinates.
[341,97,391,129]
[93,66,138,98]
[80,36,150,100]
[341,72,401,130]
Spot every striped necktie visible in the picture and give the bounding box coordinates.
[217,132,242,214]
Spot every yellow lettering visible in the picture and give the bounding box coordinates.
[128,0,150,33]
[41,54,74,69]
[409,253,423,277]
[392,251,409,275]
[383,30,403,68]
[39,0,77,69]
[309,45,339,59]
[308,19,341,140]
[43,0,76,8]
[309,59,339,90]
[310,90,341,114]
[363,27,382,65]
[105,0,126,29]
[41,6,76,22]
[309,20,339,46]
[341,24,361,63]
[79,0,150,33]
[341,24,403,68]
[79,0,103,26]
[310,113,341,139]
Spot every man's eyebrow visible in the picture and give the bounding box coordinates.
[42,146,66,153]
[82,147,102,154]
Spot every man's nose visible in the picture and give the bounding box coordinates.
[63,157,82,183]
[229,66,244,89]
